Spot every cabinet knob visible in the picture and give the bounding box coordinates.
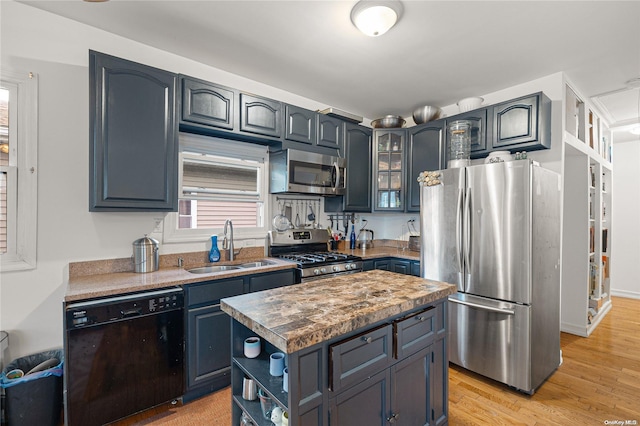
[386,413,400,423]
[416,316,425,322]
[362,336,372,344]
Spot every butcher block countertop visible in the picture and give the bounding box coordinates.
[220,270,455,354]
[64,244,420,302]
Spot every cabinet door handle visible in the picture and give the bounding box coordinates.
[362,336,372,344]
[386,412,400,423]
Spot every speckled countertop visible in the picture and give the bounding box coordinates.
[64,244,420,302]
[65,255,295,302]
[335,245,420,261]
[220,270,455,354]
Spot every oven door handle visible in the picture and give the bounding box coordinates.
[300,269,362,283]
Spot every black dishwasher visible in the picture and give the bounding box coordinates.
[64,287,184,426]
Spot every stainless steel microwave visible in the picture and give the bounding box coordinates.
[269,150,346,195]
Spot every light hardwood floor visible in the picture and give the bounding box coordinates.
[116,296,640,425]
[449,296,640,425]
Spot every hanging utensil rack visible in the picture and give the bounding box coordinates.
[275,196,321,203]
[275,197,322,229]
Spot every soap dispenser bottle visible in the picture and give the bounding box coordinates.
[349,224,356,250]
[209,235,221,262]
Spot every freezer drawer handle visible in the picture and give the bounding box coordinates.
[449,298,515,315]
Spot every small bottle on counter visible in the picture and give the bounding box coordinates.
[209,235,221,262]
[349,225,356,250]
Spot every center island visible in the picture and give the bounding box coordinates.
[221,269,456,426]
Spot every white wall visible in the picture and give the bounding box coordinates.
[0,1,340,360]
[611,140,640,299]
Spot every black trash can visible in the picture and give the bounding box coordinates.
[0,349,63,426]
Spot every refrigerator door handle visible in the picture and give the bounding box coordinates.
[463,186,472,276]
[449,297,515,315]
[456,188,464,273]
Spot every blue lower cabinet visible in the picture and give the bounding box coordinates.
[411,261,420,277]
[370,257,420,276]
[329,370,391,426]
[184,269,295,401]
[185,305,232,401]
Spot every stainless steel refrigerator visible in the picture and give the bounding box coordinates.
[420,160,561,394]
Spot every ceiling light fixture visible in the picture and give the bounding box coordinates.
[351,0,403,37]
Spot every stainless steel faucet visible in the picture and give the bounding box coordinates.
[223,219,236,261]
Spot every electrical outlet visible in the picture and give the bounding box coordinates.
[153,217,164,233]
[409,217,417,223]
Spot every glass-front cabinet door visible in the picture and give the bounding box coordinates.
[374,129,406,211]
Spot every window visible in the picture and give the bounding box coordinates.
[0,69,38,271]
[163,133,268,243]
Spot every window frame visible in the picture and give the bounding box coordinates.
[163,133,269,243]
[0,69,38,271]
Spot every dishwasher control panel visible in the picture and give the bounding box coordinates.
[65,288,184,329]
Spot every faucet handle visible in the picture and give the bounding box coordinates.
[222,236,228,250]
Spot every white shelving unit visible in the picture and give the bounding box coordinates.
[561,82,613,337]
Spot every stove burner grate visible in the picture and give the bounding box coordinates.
[278,251,357,265]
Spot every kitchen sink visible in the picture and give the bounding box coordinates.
[239,260,275,268]
[187,265,243,274]
[187,260,275,274]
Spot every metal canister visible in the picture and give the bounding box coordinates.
[132,235,159,273]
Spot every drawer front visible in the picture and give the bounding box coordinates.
[394,305,438,359]
[248,270,295,292]
[329,324,392,392]
[186,278,245,307]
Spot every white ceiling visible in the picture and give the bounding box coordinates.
[20,0,640,142]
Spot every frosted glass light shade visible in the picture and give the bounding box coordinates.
[351,1,402,37]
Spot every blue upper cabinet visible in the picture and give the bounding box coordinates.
[317,113,344,150]
[442,92,551,160]
[283,105,344,156]
[178,73,348,154]
[373,129,407,212]
[344,122,372,212]
[284,104,316,145]
[89,50,178,212]
[407,120,446,212]
[180,76,235,130]
[239,93,282,139]
[490,92,551,151]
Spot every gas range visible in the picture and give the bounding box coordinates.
[267,229,363,282]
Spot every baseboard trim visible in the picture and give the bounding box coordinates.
[611,289,640,300]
